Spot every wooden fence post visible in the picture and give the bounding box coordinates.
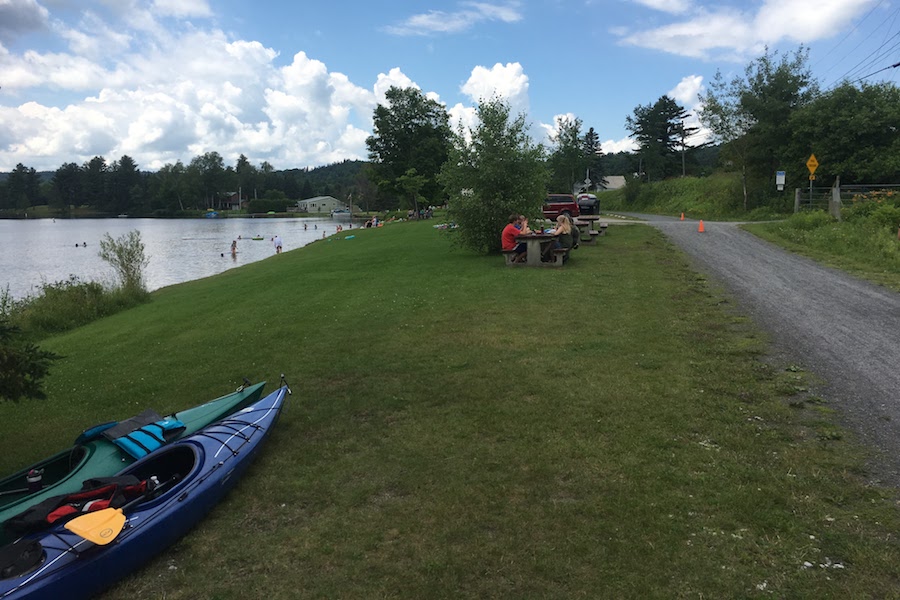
[794,188,801,213]
[830,175,842,221]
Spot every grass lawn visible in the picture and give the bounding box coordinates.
[1,220,899,598]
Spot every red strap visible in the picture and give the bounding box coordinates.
[47,505,78,524]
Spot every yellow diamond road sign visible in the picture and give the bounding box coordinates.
[806,154,819,174]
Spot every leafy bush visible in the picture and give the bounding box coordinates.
[248,199,291,214]
[9,277,148,338]
[99,230,149,292]
[869,204,900,231]
[440,97,548,253]
[842,201,880,222]
[623,176,642,205]
[0,320,59,402]
[784,210,836,231]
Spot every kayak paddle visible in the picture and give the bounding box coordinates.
[63,505,127,545]
[63,475,179,545]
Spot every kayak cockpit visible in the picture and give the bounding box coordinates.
[123,444,200,493]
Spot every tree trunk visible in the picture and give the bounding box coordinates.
[741,164,748,212]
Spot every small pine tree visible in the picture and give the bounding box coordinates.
[0,320,59,402]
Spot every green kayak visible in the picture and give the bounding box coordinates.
[0,381,266,543]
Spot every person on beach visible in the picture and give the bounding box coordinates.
[273,235,283,254]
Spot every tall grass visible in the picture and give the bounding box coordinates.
[601,173,791,220]
[1,277,149,340]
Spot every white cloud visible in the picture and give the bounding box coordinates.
[60,11,132,59]
[460,62,529,115]
[447,62,530,136]
[151,0,212,19]
[384,1,523,36]
[616,0,879,60]
[667,75,712,145]
[373,67,419,105]
[668,74,703,107]
[602,137,639,154]
[0,8,379,171]
[631,0,693,14]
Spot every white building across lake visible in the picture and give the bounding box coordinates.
[292,196,343,214]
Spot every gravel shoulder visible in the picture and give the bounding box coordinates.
[623,213,900,486]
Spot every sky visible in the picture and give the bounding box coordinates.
[0,0,898,173]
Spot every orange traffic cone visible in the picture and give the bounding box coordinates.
[680,212,685,221]
[698,220,705,233]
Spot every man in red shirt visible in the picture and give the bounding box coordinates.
[501,214,530,262]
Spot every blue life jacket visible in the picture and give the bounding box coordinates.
[100,409,186,459]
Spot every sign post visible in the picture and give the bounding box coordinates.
[806,154,818,203]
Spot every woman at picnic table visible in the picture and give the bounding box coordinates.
[501,213,532,262]
[542,215,575,262]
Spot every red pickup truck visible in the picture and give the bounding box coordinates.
[542,194,580,220]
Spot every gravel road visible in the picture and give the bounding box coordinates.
[626,214,900,486]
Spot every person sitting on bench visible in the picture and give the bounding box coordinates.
[501,214,531,263]
[542,215,575,263]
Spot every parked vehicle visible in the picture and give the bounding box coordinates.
[577,193,599,215]
[542,194,580,220]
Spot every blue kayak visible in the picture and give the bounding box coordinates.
[0,386,288,600]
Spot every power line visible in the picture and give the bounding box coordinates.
[813,0,886,69]
[850,59,900,83]
[829,25,900,87]
[822,5,900,88]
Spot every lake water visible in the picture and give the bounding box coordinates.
[0,216,351,300]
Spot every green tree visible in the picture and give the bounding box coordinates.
[189,152,227,208]
[547,116,585,193]
[99,230,150,292]
[701,47,818,207]
[51,162,82,214]
[148,161,188,213]
[0,320,59,402]
[300,179,315,200]
[235,154,259,201]
[787,82,900,184]
[582,127,605,188]
[366,86,451,209]
[698,71,756,209]
[625,96,689,182]
[397,168,427,216]
[110,155,142,215]
[259,161,279,196]
[439,96,548,253]
[6,164,41,210]
[740,46,818,183]
[82,156,109,210]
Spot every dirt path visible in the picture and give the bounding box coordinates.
[625,214,900,486]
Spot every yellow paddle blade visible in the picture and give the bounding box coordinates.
[64,508,127,545]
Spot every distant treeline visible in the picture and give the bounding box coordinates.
[0,153,373,217]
